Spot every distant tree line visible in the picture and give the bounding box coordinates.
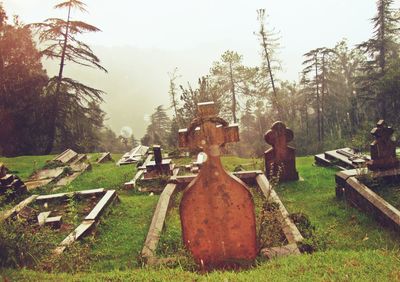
[143,0,400,157]
[2,1,399,157]
[0,2,125,156]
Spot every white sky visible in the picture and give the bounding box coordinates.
[2,0,400,136]
[4,0,398,79]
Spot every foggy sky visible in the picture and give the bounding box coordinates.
[3,0,400,138]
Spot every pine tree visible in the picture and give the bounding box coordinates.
[357,0,400,119]
[210,50,258,123]
[30,0,107,153]
[256,9,282,120]
[143,105,171,147]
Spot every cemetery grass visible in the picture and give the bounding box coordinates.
[54,154,133,193]
[1,155,400,281]
[0,155,53,181]
[277,157,400,252]
[360,178,400,210]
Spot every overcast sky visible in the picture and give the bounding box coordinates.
[2,0,400,136]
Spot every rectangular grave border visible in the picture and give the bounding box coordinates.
[0,188,118,256]
[141,170,304,266]
[336,168,400,232]
[125,165,180,192]
[25,149,91,191]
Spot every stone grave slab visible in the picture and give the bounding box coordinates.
[45,216,62,229]
[71,154,87,165]
[37,211,51,226]
[117,145,149,165]
[30,167,65,181]
[53,149,79,164]
[97,152,113,163]
[0,165,27,199]
[315,147,370,170]
[25,151,90,190]
[25,167,65,190]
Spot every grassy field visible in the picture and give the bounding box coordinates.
[1,154,400,281]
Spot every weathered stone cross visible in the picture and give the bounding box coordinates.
[178,101,257,269]
[368,120,399,170]
[264,121,299,181]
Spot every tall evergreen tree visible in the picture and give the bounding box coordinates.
[256,9,282,120]
[302,47,333,144]
[168,67,182,127]
[357,0,400,119]
[210,50,258,123]
[142,105,171,147]
[30,0,107,153]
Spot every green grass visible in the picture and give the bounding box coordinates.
[87,191,159,271]
[1,154,400,281]
[56,158,134,193]
[277,157,400,251]
[0,155,54,180]
[363,179,400,210]
[2,249,400,281]
[221,155,263,171]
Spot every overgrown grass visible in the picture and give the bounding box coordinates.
[87,191,159,271]
[359,176,400,210]
[55,154,134,193]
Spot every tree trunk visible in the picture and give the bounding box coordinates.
[260,10,284,121]
[378,0,387,118]
[229,62,237,123]
[44,1,72,154]
[315,55,321,143]
[321,54,326,142]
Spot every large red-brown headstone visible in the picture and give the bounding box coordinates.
[264,121,299,181]
[367,120,399,171]
[178,102,257,269]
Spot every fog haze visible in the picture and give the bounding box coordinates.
[3,0,399,138]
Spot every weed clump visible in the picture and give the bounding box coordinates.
[0,218,59,268]
[290,212,329,253]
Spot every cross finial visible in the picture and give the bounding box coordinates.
[178,102,239,153]
[371,120,394,140]
[264,121,293,147]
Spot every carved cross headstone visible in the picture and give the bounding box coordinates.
[264,121,299,181]
[153,145,162,168]
[367,120,399,171]
[178,102,257,269]
[144,145,173,178]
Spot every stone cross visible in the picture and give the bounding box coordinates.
[153,145,162,167]
[143,145,173,178]
[178,101,257,269]
[367,120,399,170]
[264,121,299,181]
